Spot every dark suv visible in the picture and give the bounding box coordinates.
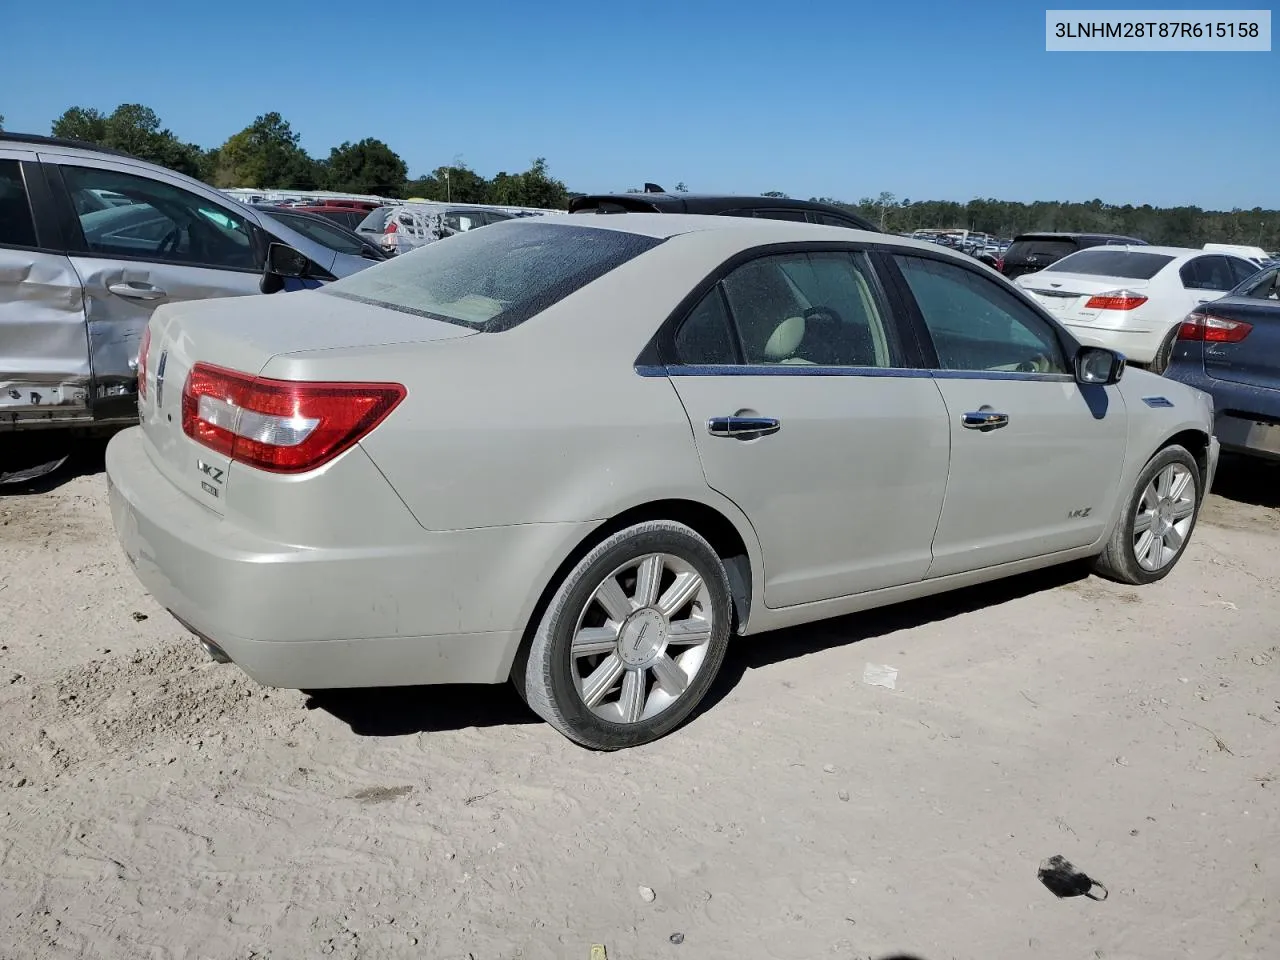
[568,185,878,232]
[1000,231,1147,280]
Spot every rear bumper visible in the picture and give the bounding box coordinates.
[1163,366,1280,462]
[1059,322,1162,365]
[106,426,591,689]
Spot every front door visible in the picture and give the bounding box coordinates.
[888,253,1129,577]
[43,157,265,415]
[663,249,951,608]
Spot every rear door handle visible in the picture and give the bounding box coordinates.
[109,281,167,301]
[961,411,1009,431]
[707,416,781,439]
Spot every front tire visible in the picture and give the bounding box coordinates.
[1094,445,1201,585]
[520,521,732,750]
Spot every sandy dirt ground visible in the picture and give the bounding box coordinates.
[1,444,1278,960]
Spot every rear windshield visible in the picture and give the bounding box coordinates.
[356,207,391,232]
[1005,238,1078,262]
[1043,249,1174,279]
[321,220,662,330]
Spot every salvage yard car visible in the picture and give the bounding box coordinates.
[1014,245,1261,366]
[1163,263,1280,461]
[0,133,376,440]
[106,214,1218,750]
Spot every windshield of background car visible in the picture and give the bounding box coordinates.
[1043,249,1174,279]
[321,221,662,330]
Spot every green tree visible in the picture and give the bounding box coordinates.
[51,106,108,142]
[761,190,789,198]
[50,103,202,177]
[486,158,569,209]
[212,112,319,189]
[404,164,490,203]
[325,138,407,196]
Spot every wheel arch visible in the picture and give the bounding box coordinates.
[1160,428,1212,500]
[505,497,759,683]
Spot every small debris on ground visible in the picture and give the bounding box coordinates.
[638,885,656,903]
[131,612,148,622]
[669,932,685,945]
[862,663,898,689]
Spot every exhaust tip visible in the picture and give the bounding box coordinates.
[197,637,232,664]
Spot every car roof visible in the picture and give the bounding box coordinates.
[1059,244,1214,259]
[569,191,877,224]
[1012,231,1147,242]
[519,212,957,257]
[0,132,137,159]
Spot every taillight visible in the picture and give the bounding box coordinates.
[995,257,1004,273]
[1085,290,1149,311]
[181,363,406,474]
[136,325,152,400]
[1177,312,1253,343]
[384,220,397,234]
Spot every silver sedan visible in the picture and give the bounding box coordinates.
[106,214,1219,749]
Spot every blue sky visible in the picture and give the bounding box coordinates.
[1,0,1275,209]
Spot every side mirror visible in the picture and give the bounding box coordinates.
[1075,346,1125,386]
[266,242,311,278]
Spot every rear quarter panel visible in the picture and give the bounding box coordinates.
[262,233,765,535]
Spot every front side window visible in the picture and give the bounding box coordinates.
[720,252,898,367]
[0,160,38,248]
[60,166,256,270]
[322,220,661,331]
[895,255,1068,374]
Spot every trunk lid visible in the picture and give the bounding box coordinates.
[1017,272,1151,324]
[1200,298,1280,389]
[138,289,477,513]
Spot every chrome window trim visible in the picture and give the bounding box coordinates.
[635,363,1075,383]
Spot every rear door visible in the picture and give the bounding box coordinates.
[42,156,266,417]
[885,252,1129,576]
[0,150,90,424]
[662,246,951,608]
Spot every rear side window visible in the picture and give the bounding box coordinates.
[1226,256,1261,287]
[356,208,391,232]
[266,211,364,256]
[1045,249,1174,279]
[0,160,38,248]
[674,288,737,365]
[322,221,661,331]
[1179,255,1234,291]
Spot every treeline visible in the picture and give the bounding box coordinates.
[17,103,1279,249]
[830,191,1279,251]
[44,103,572,209]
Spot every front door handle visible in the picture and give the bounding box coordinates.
[109,281,167,301]
[961,411,1009,431]
[707,416,781,439]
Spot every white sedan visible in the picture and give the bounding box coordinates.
[107,215,1218,749]
[1014,245,1261,365]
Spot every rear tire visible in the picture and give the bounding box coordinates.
[1094,445,1201,585]
[520,521,732,750]
[1149,326,1179,375]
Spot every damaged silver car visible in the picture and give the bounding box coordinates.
[0,134,375,474]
